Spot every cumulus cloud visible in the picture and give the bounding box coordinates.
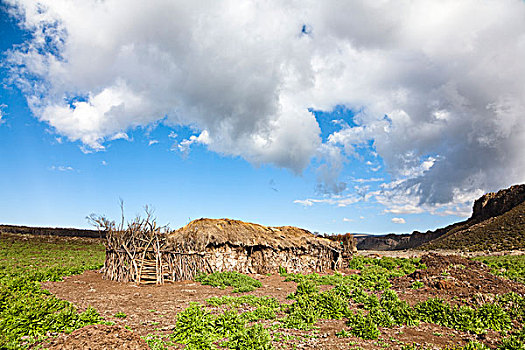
[4,0,525,212]
[391,218,406,224]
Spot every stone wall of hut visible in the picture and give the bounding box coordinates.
[104,243,340,284]
[200,244,339,275]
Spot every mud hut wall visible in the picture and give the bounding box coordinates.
[163,244,339,281]
[104,244,340,283]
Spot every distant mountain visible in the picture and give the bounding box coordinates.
[357,184,525,251]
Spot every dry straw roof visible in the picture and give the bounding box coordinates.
[166,218,340,252]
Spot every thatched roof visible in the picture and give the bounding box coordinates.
[166,218,340,252]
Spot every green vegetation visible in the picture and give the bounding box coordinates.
[282,257,424,292]
[206,295,280,309]
[171,303,273,349]
[0,234,105,349]
[195,271,263,293]
[411,280,424,289]
[472,255,525,284]
[1,235,523,350]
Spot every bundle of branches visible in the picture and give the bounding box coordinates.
[88,204,170,284]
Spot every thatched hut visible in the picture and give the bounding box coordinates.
[103,218,342,285]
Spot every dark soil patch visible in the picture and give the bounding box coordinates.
[392,254,525,305]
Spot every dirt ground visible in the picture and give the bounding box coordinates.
[35,324,150,350]
[40,253,524,350]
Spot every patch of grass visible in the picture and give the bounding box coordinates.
[195,271,262,293]
[0,234,105,349]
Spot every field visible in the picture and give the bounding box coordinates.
[1,233,524,350]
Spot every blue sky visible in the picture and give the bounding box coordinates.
[1,1,524,233]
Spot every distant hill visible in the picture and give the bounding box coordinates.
[0,224,103,238]
[421,194,525,252]
[357,184,525,251]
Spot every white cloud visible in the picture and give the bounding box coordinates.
[101,160,107,166]
[148,139,159,146]
[0,104,6,123]
[50,165,74,172]
[352,177,384,184]
[294,194,362,208]
[391,217,406,224]
[343,217,354,222]
[109,132,129,141]
[5,0,525,211]
[293,199,314,207]
[176,130,210,154]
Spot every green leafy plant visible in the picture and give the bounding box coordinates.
[0,234,105,348]
[171,303,216,347]
[411,281,424,289]
[214,310,246,338]
[205,295,280,309]
[227,324,273,350]
[473,255,525,284]
[195,271,262,293]
[281,295,319,330]
[346,311,380,340]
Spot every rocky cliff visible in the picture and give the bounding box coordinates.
[471,184,525,221]
[357,184,525,251]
